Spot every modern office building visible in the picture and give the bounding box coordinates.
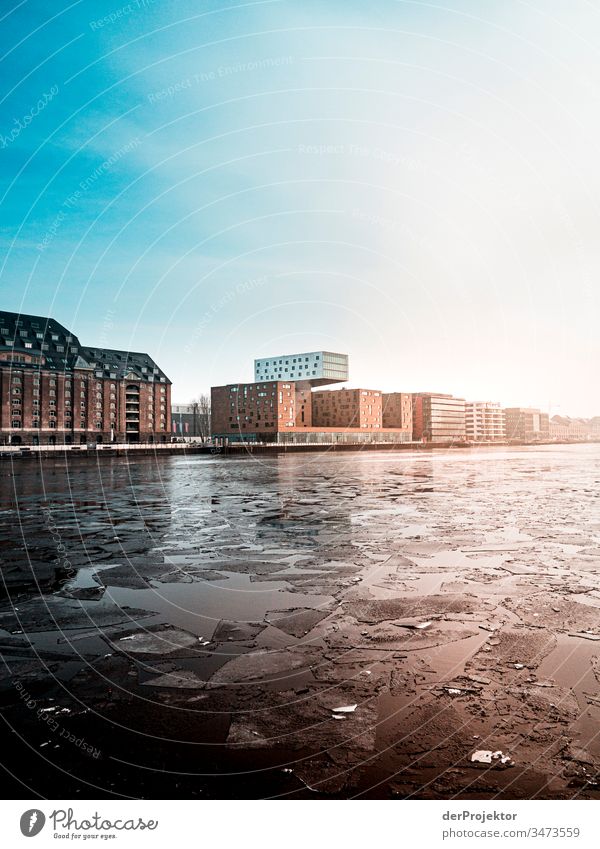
[0,311,171,445]
[311,388,382,429]
[254,351,349,386]
[412,392,466,442]
[382,392,413,433]
[465,401,506,441]
[504,407,549,441]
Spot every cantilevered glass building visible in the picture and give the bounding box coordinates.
[254,351,348,387]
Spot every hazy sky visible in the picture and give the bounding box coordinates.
[1,1,599,414]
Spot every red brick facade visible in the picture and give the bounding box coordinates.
[0,312,171,445]
[311,388,382,429]
[382,392,413,432]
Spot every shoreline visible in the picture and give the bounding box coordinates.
[1,439,599,461]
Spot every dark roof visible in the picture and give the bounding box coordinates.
[79,346,170,383]
[0,309,82,370]
[0,310,170,382]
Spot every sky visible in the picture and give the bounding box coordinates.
[1,0,599,415]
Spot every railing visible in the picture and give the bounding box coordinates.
[0,442,197,453]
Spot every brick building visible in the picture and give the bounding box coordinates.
[382,392,413,432]
[504,407,550,441]
[0,311,171,445]
[211,381,410,444]
[311,388,382,429]
[211,381,296,438]
[412,392,466,442]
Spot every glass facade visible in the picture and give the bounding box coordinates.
[254,351,348,386]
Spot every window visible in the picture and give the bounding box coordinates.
[12,387,20,395]
[51,334,59,341]
[19,330,28,337]
[36,332,43,339]
[24,342,32,349]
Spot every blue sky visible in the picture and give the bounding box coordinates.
[1,0,599,414]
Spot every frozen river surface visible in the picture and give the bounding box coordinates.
[1,444,600,799]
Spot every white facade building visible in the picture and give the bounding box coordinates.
[465,401,506,441]
[254,351,349,387]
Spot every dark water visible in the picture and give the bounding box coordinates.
[1,444,600,799]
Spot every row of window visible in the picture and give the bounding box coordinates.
[259,355,320,367]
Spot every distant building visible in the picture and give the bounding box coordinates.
[0,311,171,445]
[311,388,382,429]
[549,415,590,441]
[412,393,466,442]
[589,417,600,437]
[171,404,203,438]
[254,351,348,387]
[504,407,549,441]
[382,392,413,433]
[465,401,506,441]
